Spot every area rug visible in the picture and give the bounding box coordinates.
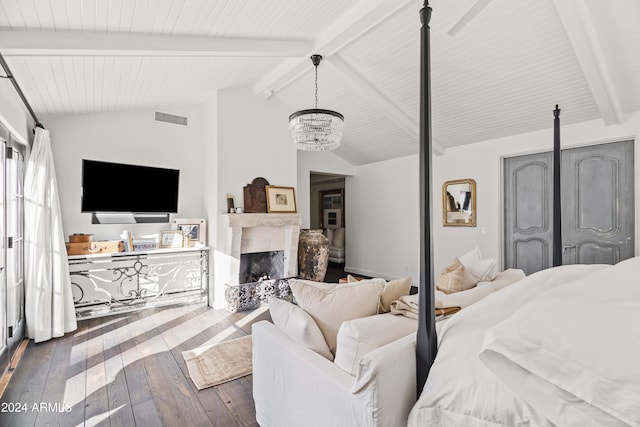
[182,335,252,390]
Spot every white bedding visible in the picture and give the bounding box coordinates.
[481,256,640,426]
[409,263,607,426]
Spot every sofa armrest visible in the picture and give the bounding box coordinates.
[350,333,417,426]
[253,321,417,427]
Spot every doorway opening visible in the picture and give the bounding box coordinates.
[310,173,347,269]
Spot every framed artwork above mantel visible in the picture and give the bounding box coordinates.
[265,186,297,213]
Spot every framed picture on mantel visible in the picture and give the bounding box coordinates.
[265,186,297,213]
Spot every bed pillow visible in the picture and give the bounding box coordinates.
[457,246,499,283]
[464,258,498,283]
[458,246,482,265]
[334,313,417,375]
[267,296,334,360]
[289,278,385,354]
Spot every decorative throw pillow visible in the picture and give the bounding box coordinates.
[378,277,413,313]
[437,258,478,294]
[267,296,334,360]
[289,278,385,354]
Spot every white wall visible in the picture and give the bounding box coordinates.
[47,106,206,240]
[346,155,419,283]
[432,112,640,274]
[216,87,296,210]
[342,112,640,284]
[297,150,356,228]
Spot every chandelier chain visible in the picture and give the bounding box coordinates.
[314,64,319,109]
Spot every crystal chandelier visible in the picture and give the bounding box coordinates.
[289,55,344,151]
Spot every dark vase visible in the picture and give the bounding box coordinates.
[298,229,330,281]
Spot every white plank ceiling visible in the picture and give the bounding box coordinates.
[1,0,639,165]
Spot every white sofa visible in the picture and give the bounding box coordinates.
[252,315,418,427]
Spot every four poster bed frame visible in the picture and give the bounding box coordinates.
[415,0,563,393]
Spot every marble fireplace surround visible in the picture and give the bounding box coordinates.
[221,213,302,285]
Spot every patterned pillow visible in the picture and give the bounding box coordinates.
[437,257,477,294]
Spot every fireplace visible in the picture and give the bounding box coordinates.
[214,213,302,309]
[239,250,285,283]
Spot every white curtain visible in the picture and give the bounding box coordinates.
[24,128,77,342]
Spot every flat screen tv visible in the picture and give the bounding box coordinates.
[81,159,180,213]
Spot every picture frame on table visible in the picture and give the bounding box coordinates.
[160,230,185,248]
[171,218,207,247]
[265,186,297,213]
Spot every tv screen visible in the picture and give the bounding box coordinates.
[81,159,180,213]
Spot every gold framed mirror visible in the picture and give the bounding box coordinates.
[442,179,476,227]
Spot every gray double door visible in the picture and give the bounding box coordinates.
[504,140,634,275]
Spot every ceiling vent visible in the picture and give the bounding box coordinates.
[155,111,188,126]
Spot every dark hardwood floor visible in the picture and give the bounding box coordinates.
[324,261,347,283]
[0,302,271,427]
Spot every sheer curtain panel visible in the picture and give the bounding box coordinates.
[25,128,77,342]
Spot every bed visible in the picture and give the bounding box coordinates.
[414,1,639,426]
[410,258,640,426]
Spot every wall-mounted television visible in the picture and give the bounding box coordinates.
[81,159,180,213]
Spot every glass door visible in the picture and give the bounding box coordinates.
[0,139,6,374]
[0,128,26,375]
[5,142,25,359]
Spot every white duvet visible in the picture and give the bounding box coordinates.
[409,259,640,426]
[481,256,640,426]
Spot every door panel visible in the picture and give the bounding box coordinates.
[505,140,634,274]
[561,141,634,264]
[5,144,25,359]
[504,152,553,275]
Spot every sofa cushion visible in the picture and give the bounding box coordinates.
[332,227,345,247]
[325,228,335,244]
[289,278,385,354]
[267,296,334,361]
[334,313,417,375]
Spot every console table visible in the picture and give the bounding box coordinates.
[68,247,209,319]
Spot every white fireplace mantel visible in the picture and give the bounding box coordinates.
[215,213,302,306]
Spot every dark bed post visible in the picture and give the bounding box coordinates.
[417,0,437,395]
[553,105,562,267]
